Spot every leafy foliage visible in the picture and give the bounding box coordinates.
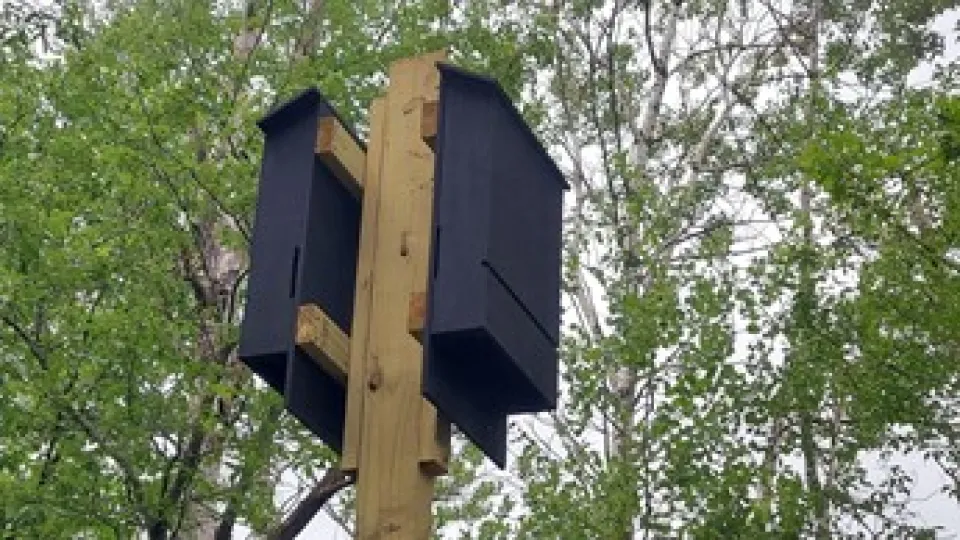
[2,1,960,538]
[0,1,540,537]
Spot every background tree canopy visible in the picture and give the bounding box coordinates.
[2,1,959,538]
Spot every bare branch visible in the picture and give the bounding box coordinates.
[266,468,355,540]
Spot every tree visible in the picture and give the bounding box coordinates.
[798,88,960,517]
[0,1,537,537]
[466,0,960,538]
[4,0,960,538]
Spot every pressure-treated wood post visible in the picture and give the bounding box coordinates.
[341,51,449,540]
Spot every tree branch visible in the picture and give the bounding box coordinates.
[266,468,355,540]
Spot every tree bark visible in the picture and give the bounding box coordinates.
[798,0,829,536]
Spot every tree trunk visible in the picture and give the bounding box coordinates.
[798,0,829,536]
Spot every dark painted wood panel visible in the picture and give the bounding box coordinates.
[423,65,567,468]
[239,88,362,455]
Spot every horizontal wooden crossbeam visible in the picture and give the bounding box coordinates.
[295,304,350,383]
[316,116,365,198]
[296,301,449,475]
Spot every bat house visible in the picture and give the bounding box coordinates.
[238,88,362,453]
[422,64,569,468]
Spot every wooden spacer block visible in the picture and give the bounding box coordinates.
[419,400,451,476]
[407,290,450,473]
[421,100,439,151]
[296,304,350,384]
[316,116,365,199]
[408,291,427,343]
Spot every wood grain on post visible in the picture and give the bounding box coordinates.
[408,97,450,476]
[340,97,387,475]
[342,51,450,540]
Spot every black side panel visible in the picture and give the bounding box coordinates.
[427,329,511,468]
[239,89,321,389]
[423,65,568,468]
[483,266,558,411]
[283,150,360,455]
[238,88,363,454]
[243,352,287,394]
[426,73,493,336]
[299,157,361,333]
[423,70,505,466]
[484,90,565,345]
[285,348,346,453]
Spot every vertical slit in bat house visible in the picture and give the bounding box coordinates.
[238,89,362,454]
[422,64,569,468]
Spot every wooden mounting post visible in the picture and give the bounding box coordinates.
[244,48,565,539]
[338,51,450,540]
